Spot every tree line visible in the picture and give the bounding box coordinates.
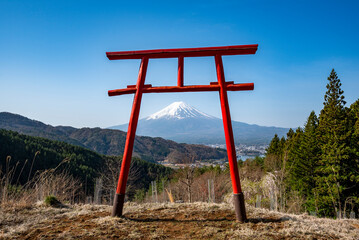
[264,69,359,217]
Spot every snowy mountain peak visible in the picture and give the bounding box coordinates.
[146,101,215,120]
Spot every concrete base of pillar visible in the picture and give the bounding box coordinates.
[233,192,247,223]
[111,193,125,217]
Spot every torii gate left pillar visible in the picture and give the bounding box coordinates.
[106,44,258,222]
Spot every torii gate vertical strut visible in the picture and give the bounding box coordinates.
[106,44,258,222]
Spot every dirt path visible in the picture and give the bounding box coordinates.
[1,202,358,239]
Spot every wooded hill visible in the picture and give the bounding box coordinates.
[0,113,227,163]
[0,129,173,199]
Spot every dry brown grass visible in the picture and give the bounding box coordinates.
[1,202,358,239]
[1,157,82,210]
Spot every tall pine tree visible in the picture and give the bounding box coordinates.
[347,99,359,209]
[287,112,320,212]
[349,99,359,157]
[316,69,354,217]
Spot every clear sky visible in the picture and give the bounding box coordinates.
[1,0,358,129]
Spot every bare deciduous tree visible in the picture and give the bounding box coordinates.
[178,166,195,203]
[100,157,141,203]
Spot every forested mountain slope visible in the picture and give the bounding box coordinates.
[0,112,226,163]
[0,129,173,198]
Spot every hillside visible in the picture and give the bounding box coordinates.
[0,129,103,190]
[0,129,172,199]
[1,202,358,239]
[0,112,227,163]
[111,102,290,145]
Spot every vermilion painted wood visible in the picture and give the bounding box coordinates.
[177,56,184,87]
[215,54,242,194]
[210,81,234,85]
[115,57,149,195]
[108,44,256,221]
[127,84,152,88]
[107,44,258,60]
[108,83,254,96]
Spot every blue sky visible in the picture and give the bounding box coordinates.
[0,0,358,129]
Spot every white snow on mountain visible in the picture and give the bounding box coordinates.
[109,101,289,145]
[146,101,216,120]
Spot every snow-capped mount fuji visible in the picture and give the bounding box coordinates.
[146,101,215,120]
[110,102,289,145]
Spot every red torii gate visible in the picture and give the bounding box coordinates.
[107,44,258,222]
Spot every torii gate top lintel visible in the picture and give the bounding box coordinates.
[108,44,258,223]
[106,44,258,60]
[107,44,257,97]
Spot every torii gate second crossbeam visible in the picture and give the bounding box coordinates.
[107,44,258,222]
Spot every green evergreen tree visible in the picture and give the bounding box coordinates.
[347,99,359,209]
[315,69,354,217]
[349,99,359,156]
[286,128,295,140]
[266,134,281,155]
[265,134,284,171]
[301,111,321,211]
[286,112,320,212]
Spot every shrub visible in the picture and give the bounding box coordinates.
[44,195,62,207]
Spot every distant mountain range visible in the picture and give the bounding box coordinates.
[0,112,226,163]
[110,102,289,145]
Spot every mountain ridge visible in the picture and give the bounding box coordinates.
[110,102,289,145]
[0,112,227,163]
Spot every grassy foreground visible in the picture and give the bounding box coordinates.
[1,202,358,239]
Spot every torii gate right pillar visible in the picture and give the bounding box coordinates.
[215,55,247,222]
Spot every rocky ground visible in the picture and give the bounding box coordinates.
[1,202,358,239]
